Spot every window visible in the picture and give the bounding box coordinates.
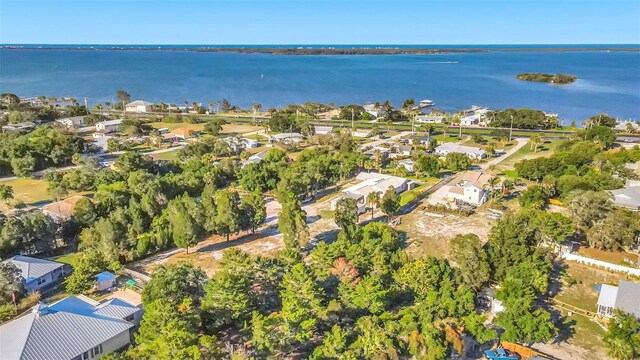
[83,351,89,360]
[92,344,103,357]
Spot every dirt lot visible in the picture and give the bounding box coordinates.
[397,210,496,260]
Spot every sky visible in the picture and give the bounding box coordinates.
[1,0,639,45]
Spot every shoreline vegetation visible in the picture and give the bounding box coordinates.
[516,73,578,84]
[2,45,640,55]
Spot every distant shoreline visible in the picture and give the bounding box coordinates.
[1,45,639,55]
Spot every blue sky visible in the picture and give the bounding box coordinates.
[1,0,639,44]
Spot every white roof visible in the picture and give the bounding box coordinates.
[0,295,139,360]
[272,132,303,140]
[2,256,64,283]
[96,119,123,126]
[598,284,619,308]
[340,172,410,198]
[126,100,153,106]
[435,142,486,156]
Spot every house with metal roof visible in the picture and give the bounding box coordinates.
[0,295,142,360]
[95,119,123,133]
[597,281,640,318]
[56,116,86,128]
[434,142,487,159]
[415,115,444,124]
[609,180,640,211]
[125,100,154,113]
[1,256,69,293]
[330,172,414,214]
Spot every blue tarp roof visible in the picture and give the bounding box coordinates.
[96,271,116,283]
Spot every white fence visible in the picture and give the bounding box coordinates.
[561,252,640,276]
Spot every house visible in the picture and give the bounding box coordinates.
[1,256,69,293]
[95,119,123,133]
[415,115,444,124]
[0,295,142,360]
[242,150,270,167]
[42,195,89,222]
[351,129,372,138]
[363,103,385,119]
[479,288,505,314]
[244,138,259,148]
[398,159,415,173]
[3,122,36,132]
[609,180,640,211]
[460,114,481,127]
[447,171,494,206]
[406,135,432,146]
[271,132,304,144]
[434,142,487,159]
[96,272,117,292]
[125,100,153,113]
[223,136,259,152]
[171,128,199,139]
[597,281,640,318]
[56,116,85,128]
[389,144,412,159]
[615,121,640,132]
[314,125,334,135]
[330,172,414,214]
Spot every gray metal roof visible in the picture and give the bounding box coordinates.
[0,296,138,360]
[610,186,640,210]
[2,256,63,282]
[615,281,640,317]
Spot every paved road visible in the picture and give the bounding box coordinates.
[359,131,414,150]
[480,137,528,170]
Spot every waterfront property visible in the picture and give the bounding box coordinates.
[330,172,414,214]
[609,180,640,211]
[0,295,142,360]
[363,103,385,119]
[597,281,640,318]
[270,132,304,144]
[1,256,69,293]
[447,171,493,206]
[125,100,154,113]
[434,142,487,159]
[415,115,444,124]
[95,119,123,133]
[56,116,85,128]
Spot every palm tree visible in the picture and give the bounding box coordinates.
[184,101,189,112]
[0,185,14,204]
[530,135,542,152]
[366,192,381,219]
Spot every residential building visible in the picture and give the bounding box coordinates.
[56,116,85,128]
[314,125,334,135]
[95,119,123,133]
[1,256,69,293]
[609,180,640,211]
[615,121,640,132]
[447,171,494,206]
[3,122,36,132]
[271,132,304,144]
[597,281,640,318]
[398,159,415,173]
[389,144,412,159]
[330,172,414,214]
[242,150,270,167]
[125,100,154,113]
[434,142,487,159]
[415,115,444,124]
[42,195,89,222]
[0,295,142,360]
[460,114,481,127]
[363,103,385,119]
[171,128,200,139]
[95,272,117,292]
[351,129,372,138]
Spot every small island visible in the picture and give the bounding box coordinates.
[516,73,577,84]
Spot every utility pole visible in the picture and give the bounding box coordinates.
[84,97,88,109]
[509,115,514,142]
[351,108,354,129]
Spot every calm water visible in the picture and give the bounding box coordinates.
[1,47,639,123]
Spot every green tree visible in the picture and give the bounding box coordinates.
[241,192,266,233]
[587,210,638,250]
[142,262,207,306]
[449,234,490,290]
[366,191,380,220]
[278,196,309,249]
[604,311,640,360]
[334,197,359,232]
[414,154,442,177]
[116,90,131,104]
[214,190,242,241]
[0,262,24,305]
[380,187,400,221]
[71,197,97,227]
[583,126,616,148]
[0,185,14,204]
[445,152,471,171]
[518,185,550,209]
[567,190,612,227]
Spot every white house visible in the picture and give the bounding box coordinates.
[351,129,372,138]
[389,144,412,159]
[460,114,481,127]
[435,142,487,159]
[447,171,493,206]
[314,125,334,135]
[363,103,385,119]
[615,121,640,132]
[125,100,154,113]
[609,180,640,211]
[56,116,85,128]
[271,132,304,144]
[95,119,123,133]
[244,138,259,148]
[0,295,142,360]
[242,150,270,167]
[415,115,444,124]
[1,256,69,293]
[597,281,640,318]
[330,172,414,214]
[95,271,117,292]
[398,159,415,173]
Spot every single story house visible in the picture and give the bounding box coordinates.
[42,195,89,222]
[1,256,69,293]
[242,150,270,167]
[615,121,640,132]
[597,281,640,318]
[609,180,640,211]
[406,135,431,146]
[125,100,154,113]
[398,159,415,173]
[56,116,85,128]
[0,295,142,360]
[3,122,36,132]
[96,271,117,292]
[95,119,123,133]
[351,129,372,138]
[171,128,200,139]
[435,142,487,159]
[447,171,494,206]
[271,132,304,144]
[415,115,444,124]
[460,114,481,127]
[314,125,334,135]
[330,172,414,214]
[363,103,385,119]
[389,144,412,159]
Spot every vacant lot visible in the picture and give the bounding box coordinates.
[494,139,561,170]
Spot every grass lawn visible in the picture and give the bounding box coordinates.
[577,247,639,267]
[150,150,181,161]
[148,122,206,132]
[318,209,335,219]
[497,140,562,170]
[1,178,52,205]
[555,262,629,311]
[53,252,82,266]
[244,134,267,141]
[560,312,608,354]
[399,184,429,206]
[221,123,261,135]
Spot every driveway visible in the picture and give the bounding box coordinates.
[359,131,413,150]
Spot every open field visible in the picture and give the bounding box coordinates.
[494,139,562,170]
[0,178,91,206]
[150,150,181,161]
[577,247,639,267]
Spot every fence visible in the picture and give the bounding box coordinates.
[561,253,640,276]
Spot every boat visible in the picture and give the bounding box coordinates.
[419,99,435,107]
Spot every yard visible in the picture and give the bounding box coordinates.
[0,178,91,207]
[494,139,562,170]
